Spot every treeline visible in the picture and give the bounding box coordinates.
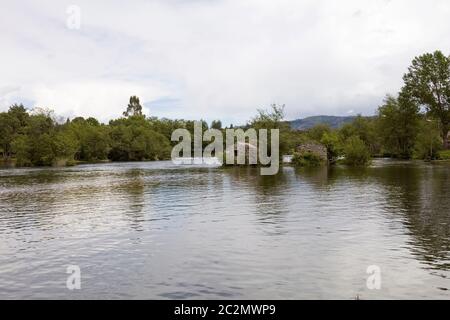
[0,96,211,166]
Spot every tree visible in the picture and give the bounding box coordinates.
[0,113,16,159]
[377,94,420,158]
[11,135,31,166]
[250,104,292,155]
[320,131,342,163]
[402,51,450,148]
[53,130,79,162]
[108,116,171,161]
[413,118,442,160]
[339,115,380,156]
[123,96,143,117]
[306,124,331,142]
[343,136,371,166]
[211,120,222,130]
[0,104,29,159]
[66,118,110,161]
[250,104,285,130]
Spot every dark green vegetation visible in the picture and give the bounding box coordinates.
[0,97,199,166]
[1,51,450,168]
[292,151,324,167]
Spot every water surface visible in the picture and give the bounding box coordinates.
[0,160,449,299]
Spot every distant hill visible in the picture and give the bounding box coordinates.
[290,115,356,130]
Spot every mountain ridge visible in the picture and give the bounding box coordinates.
[289,115,356,130]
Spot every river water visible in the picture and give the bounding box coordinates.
[0,160,449,299]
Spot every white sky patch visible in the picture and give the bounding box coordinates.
[1,0,450,125]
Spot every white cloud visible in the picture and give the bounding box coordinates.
[1,0,450,124]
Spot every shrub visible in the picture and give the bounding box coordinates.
[343,136,371,166]
[292,151,324,167]
[320,131,342,163]
[438,150,450,160]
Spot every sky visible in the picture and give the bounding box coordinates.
[1,0,450,125]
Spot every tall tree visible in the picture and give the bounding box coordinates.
[123,96,143,117]
[402,51,450,148]
[211,120,222,130]
[0,104,29,159]
[377,94,420,158]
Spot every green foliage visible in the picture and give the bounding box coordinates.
[413,119,442,160]
[403,50,450,148]
[11,135,31,166]
[249,104,296,156]
[291,152,321,167]
[0,104,29,159]
[292,151,324,167]
[320,131,342,163]
[53,130,79,161]
[339,115,380,156]
[250,104,286,130]
[306,124,331,142]
[66,117,110,161]
[377,94,420,159]
[280,130,308,156]
[108,116,171,161]
[438,150,450,160]
[211,120,222,130]
[343,136,371,166]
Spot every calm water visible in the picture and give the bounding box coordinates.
[0,160,449,299]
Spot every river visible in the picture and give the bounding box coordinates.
[0,159,449,299]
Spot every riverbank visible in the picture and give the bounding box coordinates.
[0,158,112,169]
[2,157,450,171]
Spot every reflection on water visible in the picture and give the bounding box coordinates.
[0,160,449,299]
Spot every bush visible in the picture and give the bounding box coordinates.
[343,136,371,166]
[438,150,450,160]
[320,131,342,163]
[292,151,324,167]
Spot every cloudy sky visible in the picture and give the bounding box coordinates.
[1,0,450,125]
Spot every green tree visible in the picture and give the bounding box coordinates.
[413,118,442,160]
[66,118,110,161]
[0,104,29,159]
[0,112,16,159]
[53,130,79,164]
[11,135,31,166]
[343,136,371,166]
[377,94,420,158]
[402,50,450,148]
[123,96,143,117]
[108,116,171,161]
[211,120,222,130]
[250,104,294,155]
[250,104,285,130]
[292,151,324,167]
[339,115,380,156]
[306,124,331,142]
[320,131,342,163]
